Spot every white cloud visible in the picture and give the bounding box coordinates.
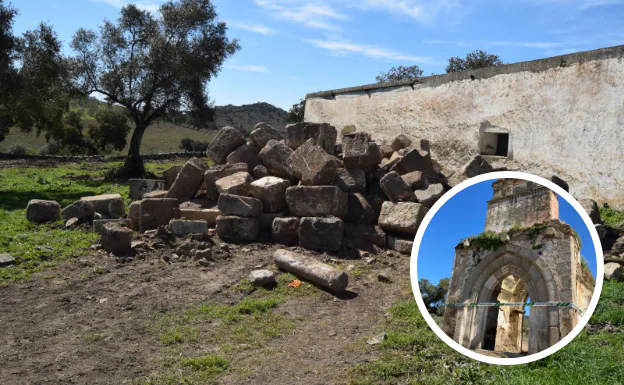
[224,64,269,73]
[226,21,275,35]
[254,1,347,30]
[578,0,624,9]
[92,0,162,12]
[305,38,438,64]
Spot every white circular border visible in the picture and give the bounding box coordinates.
[410,171,605,366]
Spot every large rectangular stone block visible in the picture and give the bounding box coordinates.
[169,219,208,237]
[286,186,348,218]
[179,207,222,228]
[289,139,338,185]
[166,158,206,201]
[204,163,248,200]
[298,217,344,252]
[80,193,125,218]
[249,176,290,212]
[139,198,180,233]
[216,216,259,242]
[258,139,298,182]
[378,201,428,235]
[206,126,246,164]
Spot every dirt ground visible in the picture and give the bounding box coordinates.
[0,233,411,384]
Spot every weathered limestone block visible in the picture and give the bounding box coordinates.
[374,154,403,180]
[285,122,337,154]
[271,217,299,246]
[391,134,412,151]
[26,199,60,223]
[550,175,569,192]
[129,201,141,231]
[129,179,165,201]
[206,126,246,164]
[380,142,394,158]
[218,193,263,217]
[462,155,493,178]
[163,165,182,190]
[346,193,376,224]
[578,199,602,224]
[139,198,180,233]
[605,263,623,281]
[298,217,344,251]
[258,139,297,182]
[0,253,15,267]
[274,249,348,292]
[253,165,270,179]
[286,186,348,218]
[179,207,222,228]
[249,176,290,212]
[204,163,248,200]
[389,148,434,176]
[380,171,415,202]
[401,171,426,190]
[344,223,386,247]
[226,143,262,172]
[249,122,283,149]
[387,235,414,254]
[249,269,276,287]
[367,182,387,215]
[215,171,253,196]
[415,183,445,208]
[62,200,95,222]
[166,158,207,201]
[216,216,259,242]
[100,222,132,255]
[81,193,125,219]
[143,190,168,199]
[378,201,428,235]
[342,132,381,171]
[169,219,208,237]
[332,168,366,193]
[289,139,339,185]
[93,218,125,234]
[259,212,285,233]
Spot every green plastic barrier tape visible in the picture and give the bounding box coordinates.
[445,301,584,314]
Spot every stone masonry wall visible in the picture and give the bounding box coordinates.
[305,45,624,209]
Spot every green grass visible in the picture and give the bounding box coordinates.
[0,161,178,284]
[140,354,230,385]
[348,281,624,385]
[600,206,624,228]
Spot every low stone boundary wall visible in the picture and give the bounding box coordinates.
[0,152,207,162]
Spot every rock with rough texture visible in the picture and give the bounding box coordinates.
[65,217,79,228]
[100,222,132,255]
[61,200,95,222]
[215,172,254,196]
[391,134,412,151]
[401,171,426,190]
[259,212,285,233]
[249,269,276,287]
[415,183,445,208]
[298,217,344,252]
[550,175,569,192]
[253,165,270,179]
[258,139,297,182]
[342,132,381,171]
[344,224,387,247]
[605,262,623,281]
[332,168,366,193]
[216,216,259,242]
[204,163,248,200]
[218,194,263,217]
[179,207,222,228]
[93,219,125,234]
[274,249,348,292]
[578,199,602,224]
[285,122,337,154]
[249,122,283,149]
[387,235,414,254]
[166,158,207,201]
[286,186,348,218]
[81,193,125,219]
[163,165,182,190]
[0,253,16,266]
[389,148,434,177]
[289,139,339,185]
[380,142,394,158]
[346,193,377,224]
[26,199,61,223]
[143,190,168,199]
[378,201,428,235]
[206,126,246,164]
[129,179,165,201]
[248,176,290,212]
[226,143,262,172]
[380,171,415,202]
[272,217,300,246]
[129,201,141,231]
[139,198,181,233]
[462,155,493,178]
[169,219,208,237]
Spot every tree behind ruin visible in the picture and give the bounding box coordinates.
[376,65,423,83]
[68,0,240,176]
[445,50,503,73]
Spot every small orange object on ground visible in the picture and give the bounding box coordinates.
[288,279,302,289]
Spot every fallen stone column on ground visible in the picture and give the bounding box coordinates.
[273,249,349,293]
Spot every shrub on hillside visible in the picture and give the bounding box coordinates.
[8,145,28,155]
[180,138,209,152]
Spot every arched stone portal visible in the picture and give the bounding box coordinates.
[442,179,594,356]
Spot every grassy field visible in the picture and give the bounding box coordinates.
[0,122,216,155]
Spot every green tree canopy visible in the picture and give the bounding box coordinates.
[419,277,450,314]
[376,65,423,83]
[286,99,305,123]
[445,50,503,73]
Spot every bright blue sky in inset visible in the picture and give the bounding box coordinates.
[417,178,598,287]
[11,0,624,110]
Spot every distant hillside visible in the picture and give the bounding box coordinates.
[211,102,288,133]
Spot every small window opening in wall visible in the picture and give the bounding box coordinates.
[480,132,509,157]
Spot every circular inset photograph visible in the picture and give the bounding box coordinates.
[411,171,604,365]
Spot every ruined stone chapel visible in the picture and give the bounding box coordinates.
[442,179,594,355]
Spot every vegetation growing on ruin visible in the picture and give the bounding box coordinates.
[601,205,624,228]
[461,231,503,251]
[581,257,595,286]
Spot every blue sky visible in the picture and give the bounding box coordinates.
[417,178,598,288]
[11,0,624,110]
